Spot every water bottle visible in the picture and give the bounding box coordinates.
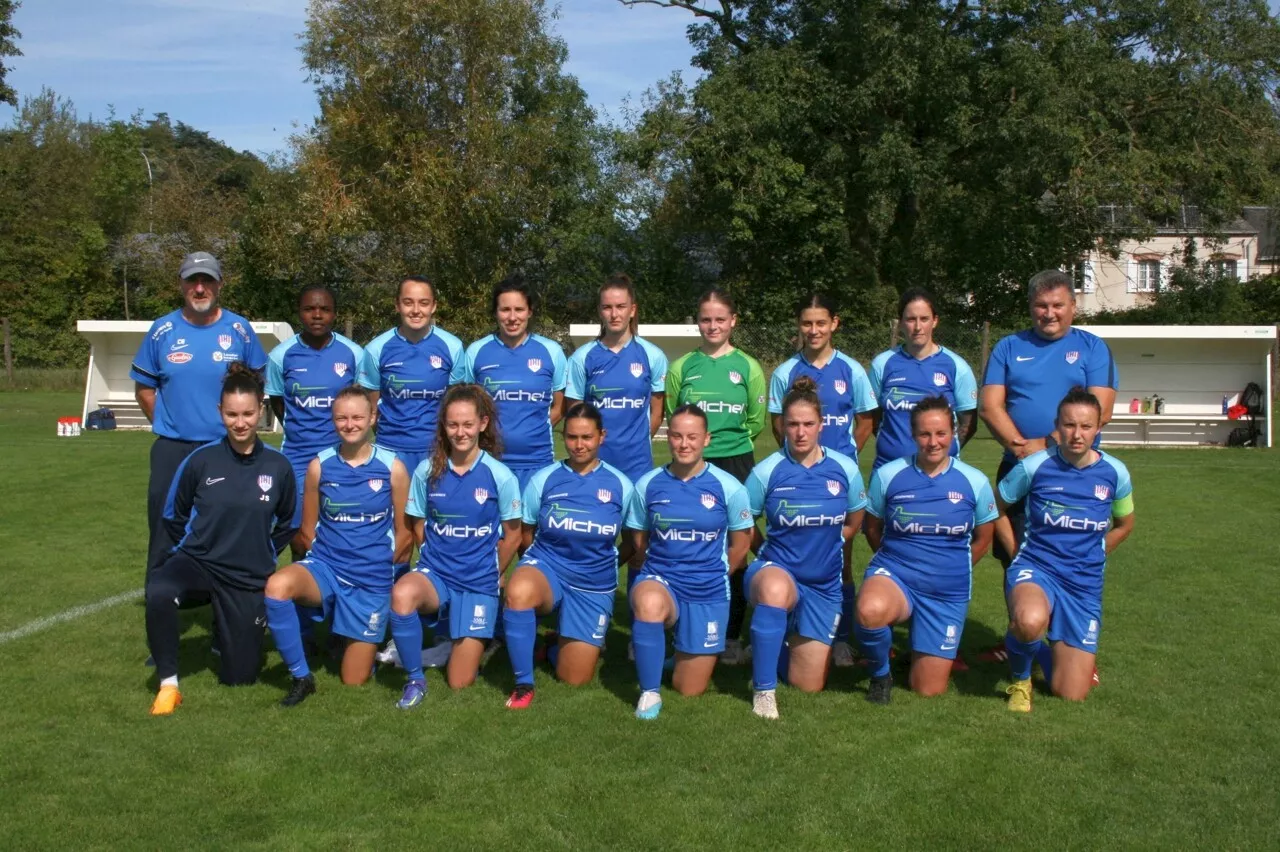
[57,418,65,437]
[1129,398,1140,413]
[1222,395,1230,414]
[1154,395,1165,415]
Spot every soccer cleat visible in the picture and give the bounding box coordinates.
[280,674,316,708]
[831,641,856,668]
[719,638,748,666]
[1006,678,1033,713]
[866,674,893,705]
[635,689,663,720]
[752,689,779,720]
[397,679,427,710]
[479,639,503,668]
[149,685,182,716]
[505,685,535,710]
[422,637,453,669]
[976,641,1009,663]
[375,639,401,667]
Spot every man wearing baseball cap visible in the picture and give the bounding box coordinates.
[130,252,268,580]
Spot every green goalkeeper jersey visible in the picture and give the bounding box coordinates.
[665,347,767,458]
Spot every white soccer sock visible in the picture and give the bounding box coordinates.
[161,676,178,688]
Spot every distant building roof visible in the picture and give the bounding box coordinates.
[1242,207,1278,262]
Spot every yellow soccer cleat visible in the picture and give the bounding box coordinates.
[1005,678,1032,713]
[150,685,182,716]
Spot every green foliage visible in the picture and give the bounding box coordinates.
[0,0,20,107]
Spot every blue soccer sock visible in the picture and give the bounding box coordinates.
[750,604,788,691]
[391,612,425,682]
[1005,629,1040,681]
[633,619,666,693]
[503,608,537,687]
[836,583,856,642]
[854,623,893,678]
[1034,642,1054,683]
[266,597,310,678]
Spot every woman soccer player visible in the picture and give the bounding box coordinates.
[389,385,523,708]
[744,377,866,720]
[262,386,411,707]
[359,276,466,477]
[998,388,1135,712]
[868,288,978,471]
[625,405,754,720]
[501,402,634,708]
[854,397,996,705]
[266,284,365,554]
[665,289,766,665]
[768,293,878,666]
[463,274,567,491]
[565,273,667,484]
[145,363,297,715]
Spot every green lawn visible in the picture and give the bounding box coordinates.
[1,392,1278,848]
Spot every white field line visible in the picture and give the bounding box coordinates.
[0,589,142,645]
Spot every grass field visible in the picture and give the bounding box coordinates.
[2,392,1279,849]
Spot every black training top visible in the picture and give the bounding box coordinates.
[162,436,297,591]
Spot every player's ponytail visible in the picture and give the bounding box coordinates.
[782,375,822,418]
[430,384,504,484]
[1056,387,1102,423]
[221,362,264,402]
[909,395,953,432]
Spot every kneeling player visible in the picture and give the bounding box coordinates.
[263,386,410,706]
[998,388,1134,711]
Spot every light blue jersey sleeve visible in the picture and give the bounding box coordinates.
[706,466,755,531]
[481,455,524,521]
[997,449,1051,504]
[768,358,797,414]
[265,336,295,397]
[868,349,894,404]
[541,336,568,392]
[827,449,869,512]
[565,342,592,400]
[955,459,998,524]
[625,469,659,531]
[601,462,636,513]
[406,460,431,518]
[944,348,979,412]
[835,352,878,412]
[867,458,909,519]
[435,327,466,385]
[336,334,366,375]
[460,337,490,384]
[521,463,557,525]
[745,452,784,516]
[1102,453,1134,502]
[359,329,393,391]
[636,338,669,392]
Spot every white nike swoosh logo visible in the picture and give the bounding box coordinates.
[363,630,379,637]
[205,477,225,485]
[1015,356,1035,362]
[469,625,486,632]
[704,641,719,648]
[592,633,606,640]
[827,633,836,640]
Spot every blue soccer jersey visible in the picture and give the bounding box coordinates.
[522,460,634,593]
[463,333,567,469]
[130,309,268,441]
[407,450,522,595]
[266,333,365,467]
[868,345,978,469]
[999,448,1133,597]
[746,447,867,594]
[866,456,998,602]
[768,351,877,460]
[358,326,466,454]
[625,463,754,603]
[308,445,399,591]
[983,327,1118,459]
[565,336,668,482]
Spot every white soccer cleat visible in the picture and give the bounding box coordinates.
[635,689,663,720]
[831,641,856,668]
[752,689,779,720]
[423,637,453,669]
[376,640,402,668]
[719,638,748,666]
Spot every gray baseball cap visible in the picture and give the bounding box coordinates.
[179,251,223,281]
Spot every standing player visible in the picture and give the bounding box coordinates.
[565,274,667,484]
[389,385,523,708]
[359,276,466,478]
[502,403,634,709]
[665,289,766,665]
[266,284,365,556]
[997,389,1135,712]
[131,251,267,578]
[744,378,866,720]
[768,293,877,666]
[463,274,567,491]
[625,405,754,720]
[144,364,296,714]
[854,397,996,705]
[262,387,411,707]
[978,270,1118,667]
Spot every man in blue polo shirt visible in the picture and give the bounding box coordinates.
[131,252,267,577]
[977,269,1117,663]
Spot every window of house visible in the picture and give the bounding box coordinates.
[1066,259,1094,293]
[1209,259,1239,279]
[1136,260,1161,292]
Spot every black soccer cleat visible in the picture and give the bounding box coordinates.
[866,674,893,705]
[280,674,316,708]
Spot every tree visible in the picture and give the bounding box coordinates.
[0,1,21,106]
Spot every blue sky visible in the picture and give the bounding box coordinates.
[0,0,699,155]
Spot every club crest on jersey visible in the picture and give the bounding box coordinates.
[527,358,542,372]
[833,380,847,395]
[333,362,348,378]
[621,361,640,380]
[597,489,612,503]
[700,492,716,510]
[1094,484,1110,500]
[218,334,233,351]
[474,487,489,504]
[369,479,384,492]
[933,372,948,387]
[728,371,742,384]
[430,355,443,370]
[1066,350,1079,364]
[827,479,841,496]
[257,475,273,492]
[948,491,964,504]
